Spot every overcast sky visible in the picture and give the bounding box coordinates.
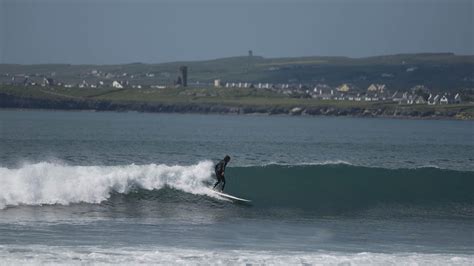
[0,0,472,64]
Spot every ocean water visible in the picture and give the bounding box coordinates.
[0,109,473,265]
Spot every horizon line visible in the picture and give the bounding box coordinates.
[1,52,473,66]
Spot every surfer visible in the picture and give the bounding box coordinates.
[213,155,230,192]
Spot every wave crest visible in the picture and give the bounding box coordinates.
[0,161,214,209]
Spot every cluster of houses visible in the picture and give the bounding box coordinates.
[8,76,56,87]
[386,91,462,105]
[214,80,463,105]
[6,74,145,90]
[2,72,465,105]
[3,69,164,90]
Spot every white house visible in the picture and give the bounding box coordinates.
[112,81,123,89]
[427,94,441,105]
[406,95,417,105]
[440,95,449,104]
[427,94,433,104]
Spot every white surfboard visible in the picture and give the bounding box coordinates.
[210,189,251,203]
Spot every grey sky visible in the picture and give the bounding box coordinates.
[0,0,472,64]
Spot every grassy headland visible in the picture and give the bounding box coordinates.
[1,86,473,120]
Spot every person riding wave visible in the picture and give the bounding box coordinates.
[213,155,230,192]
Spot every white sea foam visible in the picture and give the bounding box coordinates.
[0,161,215,209]
[0,245,472,265]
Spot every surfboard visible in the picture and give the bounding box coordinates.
[210,189,251,203]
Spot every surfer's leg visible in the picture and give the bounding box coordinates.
[221,176,226,191]
[213,173,222,189]
[213,180,220,189]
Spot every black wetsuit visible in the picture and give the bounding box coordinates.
[213,159,227,191]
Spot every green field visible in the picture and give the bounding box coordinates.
[0,85,394,108]
[1,86,473,119]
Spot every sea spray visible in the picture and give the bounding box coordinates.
[0,161,215,209]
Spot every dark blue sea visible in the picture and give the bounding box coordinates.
[0,110,473,264]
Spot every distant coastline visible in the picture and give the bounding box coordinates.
[2,53,473,121]
[1,89,472,120]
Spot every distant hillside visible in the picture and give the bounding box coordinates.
[1,53,473,91]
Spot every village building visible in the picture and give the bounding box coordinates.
[112,81,123,89]
[391,91,404,103]
[78,80,89,88]
[440,95,449,104]
[367,84,386,93]
[42,77,54,87]
[415,96,427,104]
[428,94,440,105]
[454,93,462,104]
[150,85,166,89]
[336,83,351,92]
[406,94,417,105]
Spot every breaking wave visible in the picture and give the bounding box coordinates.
[0,161,215,209]
[1,161,473,216]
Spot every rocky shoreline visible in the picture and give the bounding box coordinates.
[1,93,472,120]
